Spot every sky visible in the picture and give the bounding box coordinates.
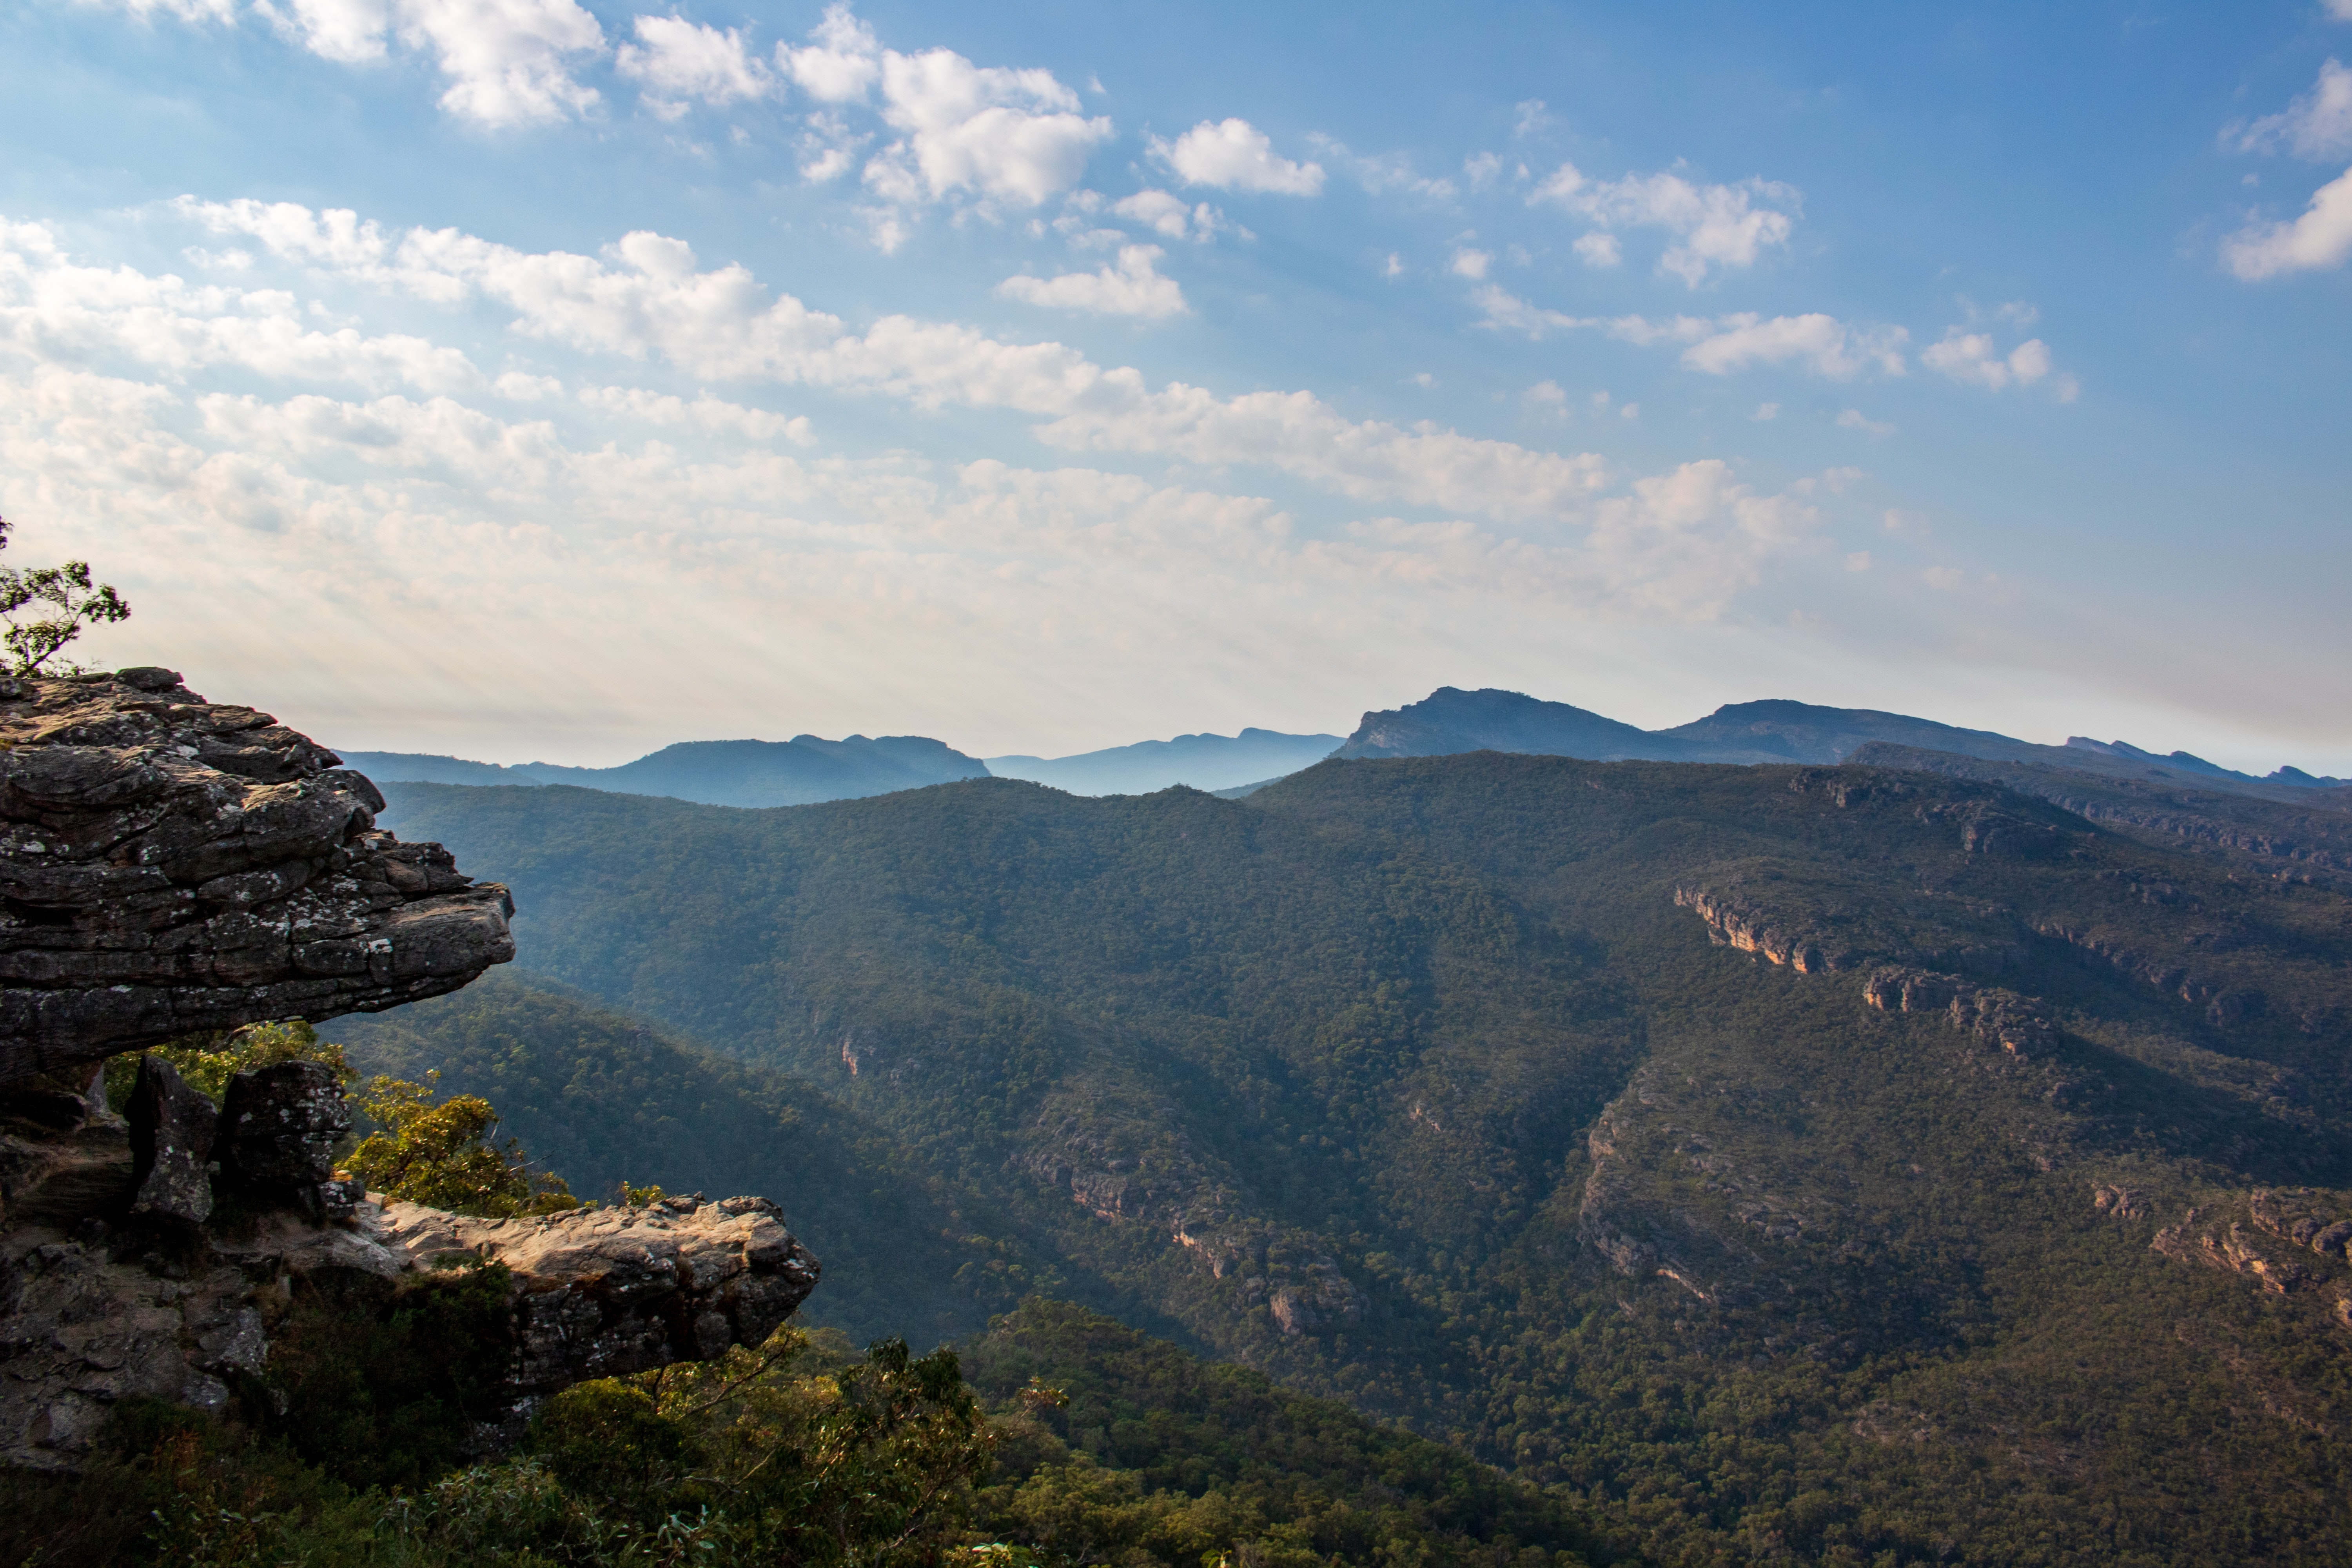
[2,2,2348,770]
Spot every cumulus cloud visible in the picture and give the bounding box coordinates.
[1111,190,1227,241]
[998,245,1187,318]
[258,0,391,63]
[98,0,607,124]
[1449,248,1493,280]
[1920,327,2073,396]
[1530,162,1798,285]
[389,0,606,126]
[1151,120,1325,196]
[859,43,1110,209]
[616,15,771,119]
[2223,164,2352,278]
[1679,314,1909,379]
[775,2,882,102]
[1835,408,1893,436]
[2226,59,2352,160]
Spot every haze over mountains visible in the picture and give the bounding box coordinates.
[343,685,2346,814]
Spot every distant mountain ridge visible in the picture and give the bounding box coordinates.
[1335,686,2345,801]
[338,734,988,809]
[985,728,1343,796]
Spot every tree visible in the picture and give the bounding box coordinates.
[0,514,130,674]
[347,1069,582,1216]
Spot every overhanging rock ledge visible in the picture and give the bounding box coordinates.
[0,666,514,1083]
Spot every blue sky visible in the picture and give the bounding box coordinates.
[2,2,2347,769]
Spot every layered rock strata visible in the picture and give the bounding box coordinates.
[0,667,514,1082]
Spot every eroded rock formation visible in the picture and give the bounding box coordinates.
[0,1062,818,1471]
[0,666,515,1082]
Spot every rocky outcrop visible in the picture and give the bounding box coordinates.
[1674,886,1852,974]
[371,1195,819,1396]
[0,667,514,1082]
[1862,966,2054,1057]
[0,1191,819,1471]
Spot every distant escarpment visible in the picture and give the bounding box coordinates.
[0,667,516,1082]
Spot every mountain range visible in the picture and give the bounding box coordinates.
[342,687,2345,813]
[362,738,2352,1563]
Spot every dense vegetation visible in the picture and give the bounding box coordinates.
[331,754,2352,1563]
[5,1301,1599,1568]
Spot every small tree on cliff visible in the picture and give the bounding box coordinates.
[0,514,130,674]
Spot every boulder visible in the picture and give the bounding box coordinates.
[218,1061,350,1200]
[127,1056,217,1228]
[0,668,515,1083]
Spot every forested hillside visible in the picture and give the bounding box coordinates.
[372,756,2352,1564]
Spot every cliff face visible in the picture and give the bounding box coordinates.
[0,667,515,1082]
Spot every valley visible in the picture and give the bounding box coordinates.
[356,748,2352,1563]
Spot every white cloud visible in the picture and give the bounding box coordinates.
[1572,232,1621,268]
[1753,402,1779,421]
[1471,292,1907,381]
[1531,162,1798,285]
[1464,152,1503,190]
[998,245,1187,319]
[0,216,481,390]
[169,199,1617,523]
[775,2,882,102]
[1449,247,1492,280]
[862,45,1110,208]
[1151,119,1325,196]
[1467,284,1584,338]
[1512,100,1553,138]
[1680,314,1909,379]
[2226,59,2352,160]
[260,0,392,63]
[100,0,606,125]
[1920,327,2071,396]
[616,15,771,119]
[1111,189,1226,241]
[2222,164,2352,278]
[392,0,605,126]
[1836,408,1893,436]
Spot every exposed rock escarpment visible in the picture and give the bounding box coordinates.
[0,667,515,1082]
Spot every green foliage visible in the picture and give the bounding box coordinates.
[104,1018,354,1110]
[347,1068,581,1217]
[255,1255,523,1493]
[363,756,2352,1563]
[967,1301,1604,1568]
[0,513,130,674]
